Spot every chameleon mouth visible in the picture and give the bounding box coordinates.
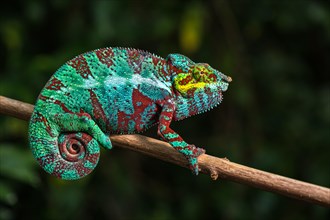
[218,81,229,92]
[217,71,231,92]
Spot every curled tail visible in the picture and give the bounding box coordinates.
[29,111,112,180]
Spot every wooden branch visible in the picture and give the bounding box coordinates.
[0,95,329,207]
[0,96,34,121]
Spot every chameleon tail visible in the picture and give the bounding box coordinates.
[28,111,107,180]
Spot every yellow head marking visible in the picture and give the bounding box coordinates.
[174,71,209,97]
[173,62,232,97]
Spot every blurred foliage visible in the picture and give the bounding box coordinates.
[0,0,329,219]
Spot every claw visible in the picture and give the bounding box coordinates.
[192,145,205,157]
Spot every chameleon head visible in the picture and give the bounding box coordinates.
[173,63,232,95]
[167,54,232,119]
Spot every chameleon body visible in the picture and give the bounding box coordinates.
[29,47,232,180]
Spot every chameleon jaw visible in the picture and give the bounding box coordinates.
[218,81,229,92]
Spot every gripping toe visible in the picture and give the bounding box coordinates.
[186,145,205,175]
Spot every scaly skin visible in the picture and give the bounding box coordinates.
[29,47,232,180]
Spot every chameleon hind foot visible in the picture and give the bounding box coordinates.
[53,112,112,150]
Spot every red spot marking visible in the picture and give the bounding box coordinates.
[38,95,73,113]
[159,107,173,120]
[38,94,48,101]
[169,136,183,142]
[204,87,213,97]
[117,89,157,132]
[158,60,170,78]
[185,95,198,116]
[187,87,197,97]
[128,49,140,61]
[52,161,68,178]
[89,90,110,130]
[77,112,92,119]
[77,152,99,176]
[38,154,55,169]
[80,132,92,143]
[45,77,64,91]
[208,74,216,82]
[127,50,145,74]
[74,133,98,178]
[117,114,130,132]
[33,112,54,136]
[54,100,74,113]
[180,75,193,85]
[87,153,99,165]
[67,55,92,79]
[167,65,182,77]
[95,48,114,68]
[152,56,160,66]
[186,75,193,82]
[188,107,198,117]
[75,163,90,177]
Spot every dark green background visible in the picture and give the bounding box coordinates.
[0,0,329,219]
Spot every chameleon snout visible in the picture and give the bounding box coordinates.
[226,76,232,82]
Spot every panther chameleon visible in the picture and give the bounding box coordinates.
[29,47,232,180]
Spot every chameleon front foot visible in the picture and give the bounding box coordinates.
[184,145,205,175]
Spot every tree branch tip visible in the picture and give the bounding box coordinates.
[210,169,219,181]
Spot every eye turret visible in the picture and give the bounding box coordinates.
[193,64,207,80]
[193,64,217,83]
